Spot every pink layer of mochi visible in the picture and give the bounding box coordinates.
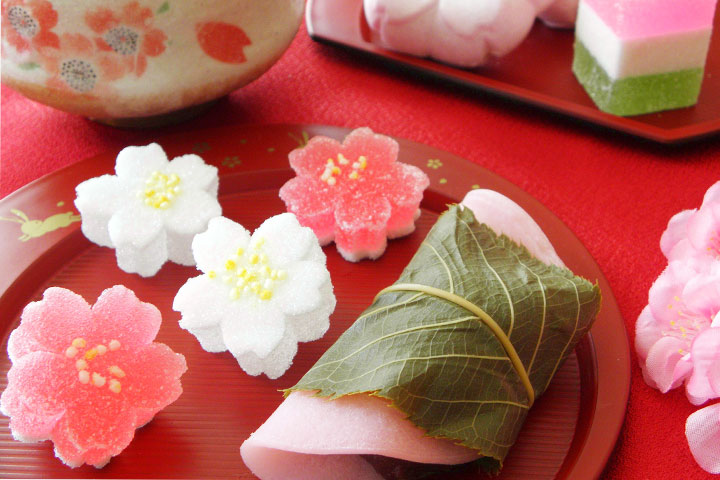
[240,190,564,478]
[279,128,429,261]
[582,0,718,38]
[1,286,187,468]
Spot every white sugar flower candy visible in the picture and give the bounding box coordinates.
[173,214,336,379]
[74,143,222,277]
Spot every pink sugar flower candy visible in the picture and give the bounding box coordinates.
[636,260,720,405]
[279,127,429,262]
[0,286,187,468]
[661,181,720,263]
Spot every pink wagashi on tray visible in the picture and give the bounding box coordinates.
[0,286,187,468]
[279,127,429,262]
[363,0,578,68]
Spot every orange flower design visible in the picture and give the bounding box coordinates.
[196,21,251,64]
[1,0,59,53]
[85,1,166,77]
[39,33,123,99]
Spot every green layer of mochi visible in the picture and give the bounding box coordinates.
[572,40,704,116]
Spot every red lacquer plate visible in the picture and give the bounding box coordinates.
[306,0,720,144]
[0,124,630,479]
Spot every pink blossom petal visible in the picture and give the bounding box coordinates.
[708,358,720,395]
[117,343,186,416]
[702,181,720,207]
[7,288,93,361]
[644,336,690,392]
[289,136,345,178]
[686,403,720,473]
[51,392,136,468]
[279,176,335,245]
[686,204,720,253]
[0,352,77,441]
[647,262,691,324]
[89,285,161,348]
[682,273,720,320]
[686,327,720,405]
[334,193,392,261]
[635,305,664,362]
[341,127,398,172]
[660,209,694,258]
[386,163,429,237]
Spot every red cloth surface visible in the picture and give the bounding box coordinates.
[2,19,720,480]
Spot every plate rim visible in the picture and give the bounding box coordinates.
[0,122,630,479]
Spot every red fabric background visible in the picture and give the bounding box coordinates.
[3,19,720,480]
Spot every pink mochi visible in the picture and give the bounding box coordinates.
[364,0,580,67]
[279,128,429,262]
[0,286,187,468]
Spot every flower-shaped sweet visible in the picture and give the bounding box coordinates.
[85,1,167,78]
[1,0,59,54]
[635,260,720,405]
[173,214,336,379]
[661,180,720,264]
[75,143,221,277]
[0,286,187,468]
[279,127,429,262]
[363,0,577,68]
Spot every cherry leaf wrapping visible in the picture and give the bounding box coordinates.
[287,205,601,470]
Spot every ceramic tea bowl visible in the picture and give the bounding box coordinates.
[1,0,303,126]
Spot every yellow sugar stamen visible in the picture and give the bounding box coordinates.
[91,372,106,387]
[109,379,122,394]
[84,348,98,361]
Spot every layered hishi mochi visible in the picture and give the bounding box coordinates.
[573,0,718,116]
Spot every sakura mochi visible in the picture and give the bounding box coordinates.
[279,128,429,262]
[74,143,222,277]
[0,286,187,468]
[173,214,336,379]
[573,0,718,116]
